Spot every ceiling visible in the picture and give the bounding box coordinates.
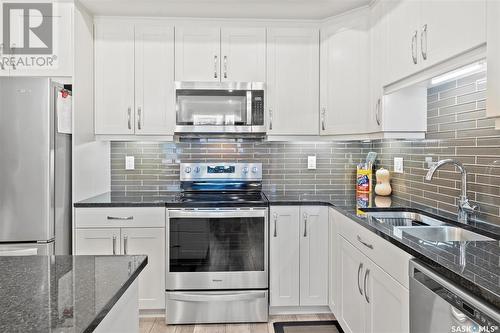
[79,0,371,20]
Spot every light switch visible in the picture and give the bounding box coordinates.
[394,157,404,173]
[308,156,317,170]
[125,156,135,170]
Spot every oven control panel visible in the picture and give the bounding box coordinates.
[180,163,262,181]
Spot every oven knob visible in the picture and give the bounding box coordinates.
[242,167,249,174]
[252,167,259,173]
[184,167,191,174]
[194,166,201,173]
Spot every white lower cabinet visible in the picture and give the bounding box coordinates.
[270,206,328,308]
[337,235,409,333]
[75,208,166,310]
[121,228,165,310]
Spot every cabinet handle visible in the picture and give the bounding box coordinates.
[375,98,381,126]
[112,236,117,255]
[269,109,273,130]
[107,216,134,220]
[273,212,278,237]
[124,235,128,255]
[127,107,132,130]
[421,24,427,60]
[357,263,364,296]
[411,30,418,64]
[214,55,218,79]
[357,235,374,249]
[137,107,142,130]
[321,107,326,131]
[303,213,308,237]
[223,55,228,79]
[364,269,370,303]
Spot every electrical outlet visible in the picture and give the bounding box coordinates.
[125,156,135,170]
[308,156,317,170]
[425,156,434,168]
[394,157,404,173]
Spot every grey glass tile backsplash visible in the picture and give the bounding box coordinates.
[110,70,500,223]
[111,141,372,194]
[375,70,500,223]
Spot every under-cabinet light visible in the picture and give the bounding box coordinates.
[430,61,486,85]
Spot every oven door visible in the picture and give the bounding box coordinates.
[166,208,268,290]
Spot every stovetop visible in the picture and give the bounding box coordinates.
[175,191,269,207]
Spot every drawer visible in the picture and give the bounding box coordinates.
[337,212,412,288]
[76,207,165,228]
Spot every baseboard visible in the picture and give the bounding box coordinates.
[139,309,165,318]
[269,306,332,315]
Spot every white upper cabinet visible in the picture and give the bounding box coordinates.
[385,0,421,86]
[487,0,500,129]
[175,26,266,82]
[95,22,135,135]
[267,27,319,135]
[95,22,175,136]
[174,27,220,82]
[320,10,370,135]
[385,0,486,86]
[420,0,486,69]
[135,25,175,135]
[221,27,266,82]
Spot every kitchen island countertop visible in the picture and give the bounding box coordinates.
[0,255,147,333]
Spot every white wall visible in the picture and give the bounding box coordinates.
[73,0,110,205]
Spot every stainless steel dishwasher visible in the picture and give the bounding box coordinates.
[409,260,500,333]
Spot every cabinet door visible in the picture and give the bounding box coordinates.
[121,228,165,310]
[95,22,135,134]
[487,0,500,123]
[338,237,366,333]
[174,27,220,81]
[385,0,421,86]
[267,28,319,135]
[299,206,329,306]
[269,206,300,307]
[368,1,386,133]
[328,208,339,314]
[135,25,175,135]
[420,0,486,69]
[365,258,409,333]
[220,27,266,82]
[75,228,120,255]
[320,13,370,135]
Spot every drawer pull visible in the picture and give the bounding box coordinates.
[357,235,373,249]
[107,216,134,220]
[364,269,370,303]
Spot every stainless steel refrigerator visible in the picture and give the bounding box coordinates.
[0,77,72,255]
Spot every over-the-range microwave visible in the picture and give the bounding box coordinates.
[174,81,265,134]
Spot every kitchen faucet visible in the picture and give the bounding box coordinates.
[425,159,478,219]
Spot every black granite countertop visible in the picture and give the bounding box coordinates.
[74,191,500,310]
[0,255,147,333]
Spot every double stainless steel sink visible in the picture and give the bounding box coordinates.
[366,210,493,242]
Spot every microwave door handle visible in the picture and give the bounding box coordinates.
[247,91,252,126]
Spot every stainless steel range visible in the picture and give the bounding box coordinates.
[166,162,268,325]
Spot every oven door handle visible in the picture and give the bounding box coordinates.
[168,209,266,218]
[169,291,267,302]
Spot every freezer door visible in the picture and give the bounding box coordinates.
[0,242,55,256]
[0,78,54,242]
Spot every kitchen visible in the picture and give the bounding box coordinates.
[0,0,499,332]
